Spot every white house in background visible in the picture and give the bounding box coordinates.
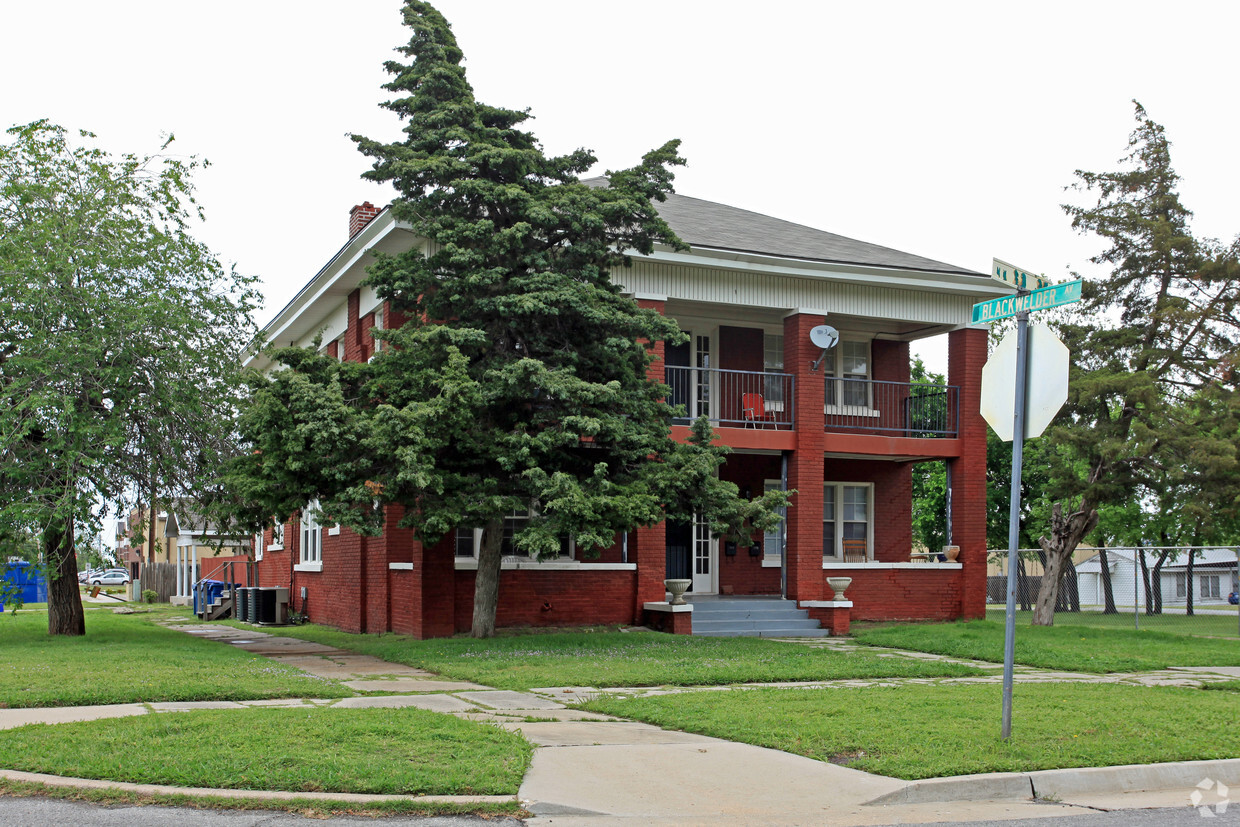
[1077,547,1239,608]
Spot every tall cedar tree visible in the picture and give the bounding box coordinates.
[0,122,259,635]
[1033,103,1240,625]
[227,2,787,637]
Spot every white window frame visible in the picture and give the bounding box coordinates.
[762,334,786,413]
[254,532,264,562]
[823,338,874,414]
[762,478,785,565]
[297,500,323,571]
[822,481,873,560]
[454,506,573,561]
[1174,572,1187,598]
[269,521,285,551]
[1201,574,1221,599]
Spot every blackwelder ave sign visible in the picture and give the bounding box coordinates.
[971,279,1082,324]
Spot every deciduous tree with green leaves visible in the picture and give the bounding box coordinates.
[0,121,259,635]
[225,1,787,638]
[1032,103,1240,625]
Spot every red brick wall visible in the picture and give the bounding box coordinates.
[453,568,637,632]
[783,312,826,603]
[872,340,910,383]
[824,458,913,563]
[829,567,963,621]
[949,327,988,618]
[717,454,782,595]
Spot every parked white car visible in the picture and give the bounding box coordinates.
[89,568,131,586]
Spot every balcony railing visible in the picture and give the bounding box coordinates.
[665,366,795,428]
[825,378,958,438]
[662,369,958,438]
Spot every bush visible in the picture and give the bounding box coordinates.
[141,589,158,604]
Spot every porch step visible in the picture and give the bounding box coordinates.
[686,597,831,638]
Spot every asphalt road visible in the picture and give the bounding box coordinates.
[1,798,1238,827]
[0,799,520,827]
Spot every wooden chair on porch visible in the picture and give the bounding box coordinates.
[842,539,868,563]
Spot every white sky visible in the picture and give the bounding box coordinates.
[5,1,1238,375]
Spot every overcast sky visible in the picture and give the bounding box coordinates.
[5,1,1238,372]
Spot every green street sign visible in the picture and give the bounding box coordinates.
[972,279,1082,324]
[992,258,1049,291]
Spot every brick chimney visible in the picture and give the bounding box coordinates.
[349,202,380,238]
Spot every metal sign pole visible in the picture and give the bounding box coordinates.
[1001,304,1030,741]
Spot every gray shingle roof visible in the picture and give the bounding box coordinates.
[584,177,982,277]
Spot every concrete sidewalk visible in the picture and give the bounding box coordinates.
[3,619,1238,825]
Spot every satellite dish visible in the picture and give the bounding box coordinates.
[810,325,839,349]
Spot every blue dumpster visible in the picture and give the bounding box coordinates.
[1,562,48,608]
[193,579,227,614]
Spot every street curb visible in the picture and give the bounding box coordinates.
[0,769,516,807]
[865,758,1240,806]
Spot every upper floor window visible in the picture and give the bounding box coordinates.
[824,339,870,408]
[763,334,785,407]
[270,521,285,550]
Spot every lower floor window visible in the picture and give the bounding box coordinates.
[301,501,322,564]
[823,482,871,559]
[454,510,573,559]
[1201,574,1220,599]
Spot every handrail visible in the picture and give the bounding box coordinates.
[191,558,256,618]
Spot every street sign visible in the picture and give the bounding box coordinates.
[992,258,1049,291]
[972,279,1082,325]
[980,324,1069,441]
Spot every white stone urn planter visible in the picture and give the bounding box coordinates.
[664,579,692,605]
[826,576,852,601]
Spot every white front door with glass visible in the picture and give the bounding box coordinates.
[693,517,715,593]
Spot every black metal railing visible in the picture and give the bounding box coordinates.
[664,366,795,429]
[825,378,958,437]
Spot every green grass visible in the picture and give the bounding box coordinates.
[0,610,350,708]
[986,605,1240,637]
[852,619,1240,673]
[581,682,1240,779]
[0,707,531,795]
[239,624,985,689]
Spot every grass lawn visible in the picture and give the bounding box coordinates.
[238,624,986,689]
[0,609,350,708]
[0,706,531,796]
[581,682,1240,779]
[986,605,1240,638]
[852,619,1240,673]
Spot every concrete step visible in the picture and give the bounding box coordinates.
[695,627,834,638]
[693,616,822,630]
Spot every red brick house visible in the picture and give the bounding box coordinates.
[247,191,1007,637]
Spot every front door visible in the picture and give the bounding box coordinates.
[692,517,715,594]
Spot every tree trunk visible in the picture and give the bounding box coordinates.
[1098,547,1118,614]
[45,519,86,636]
[1150,549,1171,615]
[1063,557,1081,612]
[1032,498,1098,626]
[1139,549,1152,615]
[1186,548,1195,616]
[1017,556,1031,611]
[471,517,505,638]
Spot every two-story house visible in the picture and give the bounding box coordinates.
[248,190,1008,637]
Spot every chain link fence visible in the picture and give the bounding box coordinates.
[987,546,1240,637]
